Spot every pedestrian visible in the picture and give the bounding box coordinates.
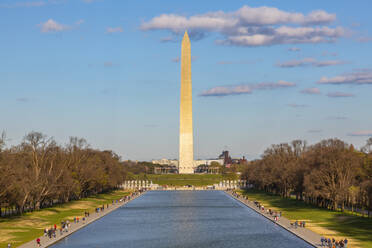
[321,237,325,247]
[44,228,47,237]
[36,238,41,247]
[344,238,348,248]
[7,244,11,248]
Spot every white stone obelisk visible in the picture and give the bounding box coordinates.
[179,31,194,174]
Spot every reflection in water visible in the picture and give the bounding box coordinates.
[51,191,312,248]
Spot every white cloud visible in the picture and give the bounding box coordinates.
[217,60,258,65]
[2,1,45,7]
[348,131,372,137]
[200,85,252,97]
[253,80,296,89]
[322,51,338,56]
[300,87,321,95]
[277,57,314,67]
[160,36,175,42]
[317,69,372,85]
[106,27,123,34]
[0,1,56,8]
[357,36,372,43]
[141,5,344,46]
[200,80,295,97]
[288,47,301,52]
[327,91,355,98]
[104,61,113,67]
[1,0,66,8]
[39,19,69,33]
[315,60,346,67]
[277,57,345,68]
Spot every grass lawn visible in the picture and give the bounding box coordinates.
[239,189,372,248]
[0,190,130,248]
[131,173,238,186]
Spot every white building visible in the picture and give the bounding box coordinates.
[152,158,179,167]
[194,159,224,167]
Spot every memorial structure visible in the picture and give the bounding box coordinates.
[179,31,194,174]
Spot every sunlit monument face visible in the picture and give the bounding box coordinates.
[179,31,194,174]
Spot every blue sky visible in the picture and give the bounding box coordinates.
[1,0,372,161]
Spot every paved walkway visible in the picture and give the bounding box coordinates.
[18,191,146,248]
[225,190,322,248]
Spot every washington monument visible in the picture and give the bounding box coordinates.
[179,31,194,174]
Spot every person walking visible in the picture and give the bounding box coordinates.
[36,238,41,247]
[321,237,325,247]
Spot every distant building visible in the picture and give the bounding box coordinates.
[195,164,220,174]
[219,150,232,165]
[152,158,179,167]
[194,159,224,167]
[219,151,247,166]
[154,165,178,174]
[152,151,247,173]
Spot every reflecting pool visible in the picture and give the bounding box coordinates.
[51,191,312,248]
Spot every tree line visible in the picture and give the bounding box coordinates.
[241,138,372,216]
[0,131,127,216]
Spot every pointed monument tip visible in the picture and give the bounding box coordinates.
[183,30,190,41]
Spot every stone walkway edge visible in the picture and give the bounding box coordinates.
[225,190,322,248]
[18,191,146,248]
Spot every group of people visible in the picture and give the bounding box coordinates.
[229,190,351,248]
[39,220,71,246]
[6,190,145,248]
[321,237,348,248]
[34,190,144,247]
[291,220,306,228]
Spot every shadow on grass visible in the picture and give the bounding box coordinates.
[242,189,372,248]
